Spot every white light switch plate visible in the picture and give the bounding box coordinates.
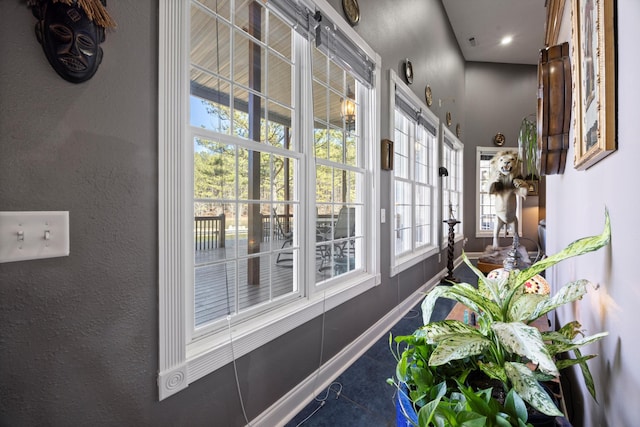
[0,211,69,263]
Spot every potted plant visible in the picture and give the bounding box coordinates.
[517,116,538,180]
[390,209,611,426]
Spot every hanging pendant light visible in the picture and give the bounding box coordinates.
[340,85,356,131]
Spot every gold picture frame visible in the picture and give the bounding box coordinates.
[545,0,566,46]
[572,0,616,170]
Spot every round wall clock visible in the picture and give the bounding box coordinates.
[494,132,506,146]
[425,85,433,106]
[342,0,360,26]
[404,59,413,85]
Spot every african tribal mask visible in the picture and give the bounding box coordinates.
[29,0,116,83]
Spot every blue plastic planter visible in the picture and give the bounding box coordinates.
[396,385,418,427]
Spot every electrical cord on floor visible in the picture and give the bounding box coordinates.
[294,382,343,427]
[404,309,420,320]
[227,315,252,426]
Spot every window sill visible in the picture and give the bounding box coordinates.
[390,246,439,277]
[159,272,379,399]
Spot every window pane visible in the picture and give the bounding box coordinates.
[265,106,292,149]
[197,0,231,21]
[191,6,231,79]
[316,205,357,283]
[345,132,357,166]
[328,129,345,163]
[268,12,292,58]
[194,137,236,200]
[273,154,295,202]
[195,260,236,325]
[395,180,412,255]
[394,119,410,179]
[415,138,429,184]
[267,52,292,107]
[190,88,232,134]
[234,29,265,90]
[235,0,265,43]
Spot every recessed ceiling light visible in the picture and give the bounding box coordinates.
[501,36,513,45]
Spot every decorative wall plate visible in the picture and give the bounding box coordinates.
[494,132,506,146]
[342,0,360,26]
[446,111,452,126]
[404,59,413,84]
[425,85,433,106]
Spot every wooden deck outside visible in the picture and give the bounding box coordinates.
[194,237,340,326]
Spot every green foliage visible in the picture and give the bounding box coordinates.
[517,117,538,179]
[414,382,533,427]
[397,209,611,419]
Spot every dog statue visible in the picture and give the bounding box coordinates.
[487,150,528,249]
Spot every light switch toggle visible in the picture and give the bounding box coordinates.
[0,211,69,263]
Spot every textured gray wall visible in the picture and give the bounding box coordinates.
[0,1,535,425]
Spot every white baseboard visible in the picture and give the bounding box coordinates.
[249,264,455,427]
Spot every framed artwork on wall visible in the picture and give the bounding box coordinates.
[572,0,616,170]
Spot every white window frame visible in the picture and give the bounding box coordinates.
[440,124,464,248]
[389,70,439,277]
[158,0,381,400]
[475,147,523,239]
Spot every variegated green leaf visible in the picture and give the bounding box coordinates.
[508,293,547,323]
[530,280,590,320]
[514,209,611,290]
[446,282,503,320]
[491,322,558,376]
[477,361,508,384]
[421,285,451,325]
[504,362,564,417]
[557,320,583,340]
[462,253,504,302]
[541,330,573,345]
[546,331,608,355]
[429,334,492,366]
[555,354,596,370]
[575,348,598,401]
[422,320,479,344]
[421,282,502,325]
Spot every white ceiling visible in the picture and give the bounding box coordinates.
[442,0,547,65]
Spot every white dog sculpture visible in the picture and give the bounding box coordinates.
[488,150,528,249]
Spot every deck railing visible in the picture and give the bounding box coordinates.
[196,213,335,250]
[195,215,225,250]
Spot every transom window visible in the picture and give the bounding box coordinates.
[158,0,380,400]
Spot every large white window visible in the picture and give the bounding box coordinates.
[440,124,464,247]
[476,147,522,238]
[389,70,439,276]
[158,0,381,400]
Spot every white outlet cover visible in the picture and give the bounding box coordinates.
[0,211,70,263]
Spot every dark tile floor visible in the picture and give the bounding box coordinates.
[285,263,478,427]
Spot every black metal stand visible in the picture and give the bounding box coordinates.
[443,218,461,283]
